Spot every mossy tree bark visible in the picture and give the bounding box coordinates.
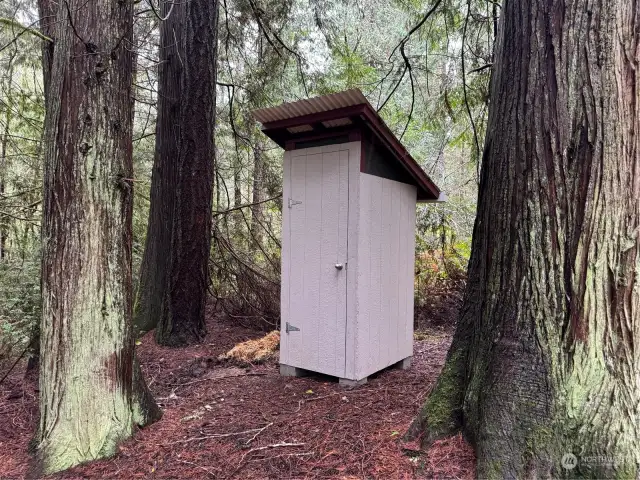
[36,0,160,474]
[135,0,218,346]
[409,1,639,478]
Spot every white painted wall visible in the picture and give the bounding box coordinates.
[281,142,416,381]
[280,144,351,378]
[353,174,416,379]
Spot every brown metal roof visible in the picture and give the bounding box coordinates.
[253,89,443,201]
[253,90,369,124]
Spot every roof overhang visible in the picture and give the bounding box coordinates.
[253,90,442,202]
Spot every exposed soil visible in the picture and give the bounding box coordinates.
[0,299,474,479]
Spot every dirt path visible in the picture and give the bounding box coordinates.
[0,312,474,479]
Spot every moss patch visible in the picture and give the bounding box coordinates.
[418,349,465,444]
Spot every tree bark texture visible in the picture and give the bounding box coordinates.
[153,0,218,346]
[410,1,639,478]
[133,0,184,336]
[37,0,54,102]
[36,0,160,474]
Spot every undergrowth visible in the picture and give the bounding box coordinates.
[0,255,40,371]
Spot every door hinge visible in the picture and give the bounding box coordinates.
[288,198,302,208]
[285,322,300,334]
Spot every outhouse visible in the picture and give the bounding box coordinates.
[253,89,444,386]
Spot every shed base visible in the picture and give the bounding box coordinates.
[280,364,306,377]
[339,377,367,388]
[392,356,412,370]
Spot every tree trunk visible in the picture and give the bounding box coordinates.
[250,141,265,248]
[134,0,218,345]
[36,0,160,474]
[154,0,218,346]
[409,2,639,478]
[26,0,56,373]
[37,0,54,101]
[133,0,184,336]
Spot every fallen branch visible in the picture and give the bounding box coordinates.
[163,425,271,445]
[245,422,273,446]
[293,391,356,412]
[305,392,339,403]
[250,451,314,462]
[240,442,305,464]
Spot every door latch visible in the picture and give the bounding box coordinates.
[285,322,300,334]
[288,198,302,208]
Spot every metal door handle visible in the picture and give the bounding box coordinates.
[335,263,344,270]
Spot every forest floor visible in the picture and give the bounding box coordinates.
[0,284,474,479]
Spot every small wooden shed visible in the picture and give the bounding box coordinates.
[253,89,444,386]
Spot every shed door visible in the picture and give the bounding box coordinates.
[281,145,349,378]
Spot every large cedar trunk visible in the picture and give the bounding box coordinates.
[133,0,184,336]
[135,0,218,346]
[409,1,639,478]
[36,0,160,474]
[157,0,218,345]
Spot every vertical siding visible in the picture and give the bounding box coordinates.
[381,181,393,369]
[355,173,417,379]
[279,152,291,365]
[286,151,307,367]
[336,149,350,374]
[302,153,323,371]
[355,174,371,379]
[369,177,383,375]
[281,143,416,381]
[397,185,407,361]
[390,182,401,364]
[405,196,416,356]
[318,152,338,374]
[398,185,414,360]
[281,143,353,378]
[317,149,349,376]
[345,142,361,379]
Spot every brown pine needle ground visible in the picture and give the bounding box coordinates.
[0,301,475,479]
